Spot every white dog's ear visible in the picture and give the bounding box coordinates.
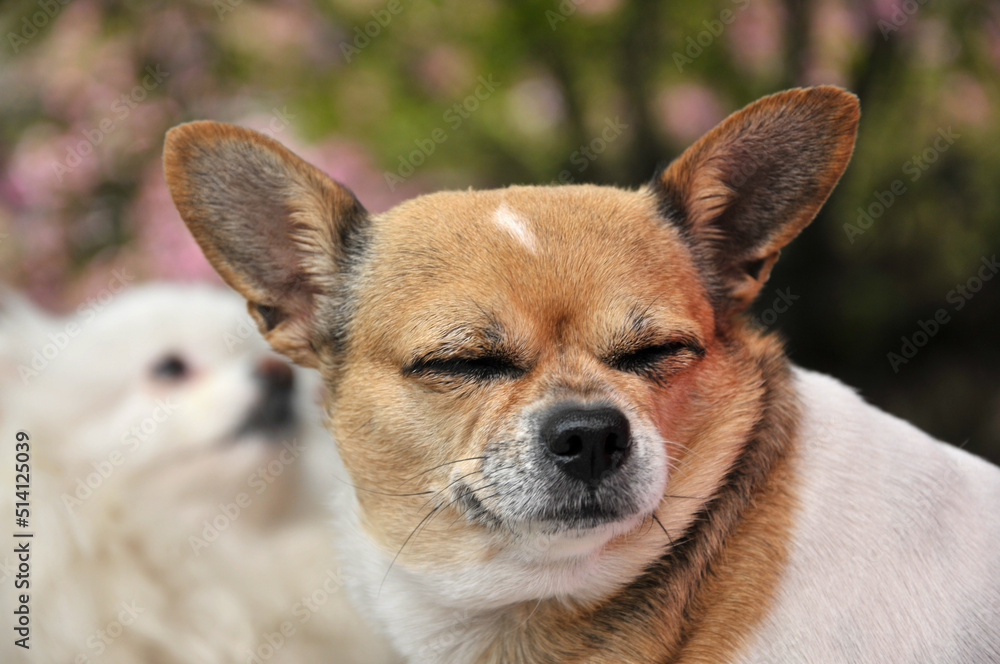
[652,86,859,314]
[164,122,368,368]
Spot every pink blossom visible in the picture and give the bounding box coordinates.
[942,74,992,127]
[129,162,218,283]
[417,46,475,99]
[655,84,726,144]
[307,139,415,212]
[727,0,785,77]
[506,75,566,136]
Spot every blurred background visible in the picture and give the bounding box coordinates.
[0,0,998,462]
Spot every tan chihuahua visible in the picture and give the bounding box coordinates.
[164,87,1000,664]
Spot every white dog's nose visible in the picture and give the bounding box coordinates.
[240,358,296,435]
[256,357,294,394]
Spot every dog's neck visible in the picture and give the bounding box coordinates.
[336,330,800,664]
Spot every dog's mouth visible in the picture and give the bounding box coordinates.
[453,482,504,528]
[452,475,648,535]
[531,493,638,529]
[236,391,297,439]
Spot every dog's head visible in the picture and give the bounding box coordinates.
[2,284,324,507]
[164,87,858,604]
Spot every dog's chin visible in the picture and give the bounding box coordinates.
[145,421,301,491]
[158,420,304,486]
[229,424,298,449]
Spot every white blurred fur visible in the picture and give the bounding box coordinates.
[0,284,400,664]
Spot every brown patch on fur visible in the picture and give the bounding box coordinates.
[163,121,368,367]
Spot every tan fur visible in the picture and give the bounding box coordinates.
[655,87,859,312]
[164,121,367,368]
[164,86,859,663]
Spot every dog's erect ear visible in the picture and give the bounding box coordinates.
[652,86,859,314]
[164,122,367,367]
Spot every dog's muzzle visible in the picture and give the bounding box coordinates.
[467,400,653,533]
[238,358,297,437]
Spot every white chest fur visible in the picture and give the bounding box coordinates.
[736,369,1000,663]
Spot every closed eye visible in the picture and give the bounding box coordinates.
[405,354,525,382]
[608,341,704,376]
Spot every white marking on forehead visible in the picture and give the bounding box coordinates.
[492,203,537,253]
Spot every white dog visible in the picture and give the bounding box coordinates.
[0,283,400,664]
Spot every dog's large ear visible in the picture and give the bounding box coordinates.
[652,86,859,314]
[164,122,367,368]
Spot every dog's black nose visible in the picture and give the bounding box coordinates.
[242,358,296,434]
[541,405,632,486]
[257,357,294,395]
